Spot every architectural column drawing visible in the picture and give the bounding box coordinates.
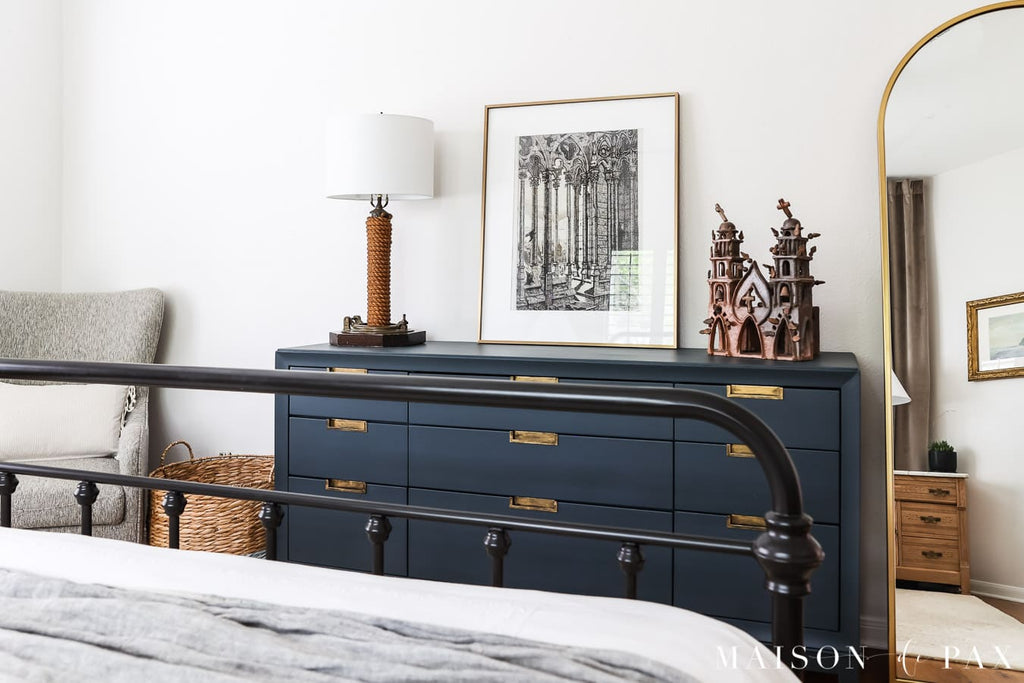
[514,129,638,311]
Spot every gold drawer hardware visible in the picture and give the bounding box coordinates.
[511,375,558,383]
[328,367,368,374]
[325,479,367,494]
[927,488,951,497]
[509,496,558,513]
[921,550,944,560]
[919,515,942,524]
[726,514,767,531]
[726,444,755,458]
[509,430,558,446]
[327,418,367,433]
[727,385,784,400]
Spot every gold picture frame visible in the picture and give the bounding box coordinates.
[477,93,679,348]
[967,291,1024,381]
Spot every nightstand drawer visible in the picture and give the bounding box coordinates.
[674,442,839,524]
[673,384,840,451]
[673,511,839,631]
[408,374,673,440]
[894,476,960,506]
[898,536,960,573]
[408,488,672,603]
[409,426,672,509]
[289,417,407,485]
[899,502,959,539]
[286,476,407,575]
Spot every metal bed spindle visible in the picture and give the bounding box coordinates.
[365,514,392,576]
[259,502,284,560]
[162,491,187,550]
[483,527,511,588]
[74,481,99,536]
[0,472,16,528]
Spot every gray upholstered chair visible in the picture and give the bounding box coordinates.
[0,289,164,543]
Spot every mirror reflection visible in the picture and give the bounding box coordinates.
[885,5,1024,678]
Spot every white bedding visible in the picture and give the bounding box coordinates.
[0,528,796,682]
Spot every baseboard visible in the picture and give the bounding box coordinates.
[971,580,1024,603]
[860,614,888,649]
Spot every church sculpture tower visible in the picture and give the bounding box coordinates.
[701,199,823,361]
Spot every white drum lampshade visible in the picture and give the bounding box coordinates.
[325,114,434,200]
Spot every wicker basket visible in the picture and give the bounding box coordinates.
[148,440,274,555]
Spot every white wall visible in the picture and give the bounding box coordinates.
[929,146,1024,596]
[0,0,62,289]
[55,0,994,644]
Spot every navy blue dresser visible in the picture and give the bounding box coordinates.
[274,342,860,652]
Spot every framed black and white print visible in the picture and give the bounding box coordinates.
[478,93,678,347]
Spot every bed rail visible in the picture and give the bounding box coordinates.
[0,358,823,670]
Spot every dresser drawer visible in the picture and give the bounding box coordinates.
[674,442,839,524]
[408,488,672,603]
[898,536,960,573]
[898,502,959,539]
[894,476,960,506]
[287,367,408,423]
[673,384,840,451]
[408,374,673,440]
[409,426,671,509]
[673,511,839,631]
[289,417,407,486]
[286,476,407,575]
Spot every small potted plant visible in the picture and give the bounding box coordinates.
[927,440,957,473]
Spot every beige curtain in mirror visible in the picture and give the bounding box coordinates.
[888,178,930,470]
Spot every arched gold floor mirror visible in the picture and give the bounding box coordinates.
[880,3,1024,681]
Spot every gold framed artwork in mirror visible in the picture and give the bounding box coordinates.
[967,291,1024,381]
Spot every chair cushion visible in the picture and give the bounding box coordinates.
[9,456,125,529]
[0,383,129,460]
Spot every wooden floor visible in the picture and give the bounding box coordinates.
[978,596,1024,624]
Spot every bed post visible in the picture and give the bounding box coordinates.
[753,510,820,670]
[0,472,16,528]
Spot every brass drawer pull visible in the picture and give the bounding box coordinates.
[509,430,558,446]
[921,550,944,560]
[509,496,558,513]
[328,367,367,374]
[919,515,942,524]
[327,418,367,433]
[511,375,558,383]
[325,479,367,494]
[727,385,784,400]
[726,514,767,531]
[726,444,755,458]
[927,488,951,497]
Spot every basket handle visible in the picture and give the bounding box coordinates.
[160,440,195,466]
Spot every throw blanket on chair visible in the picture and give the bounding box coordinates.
[0,569,693,682]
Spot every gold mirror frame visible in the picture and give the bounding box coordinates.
[877,2,1024,680]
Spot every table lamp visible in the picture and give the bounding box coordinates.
[325,113,434,346]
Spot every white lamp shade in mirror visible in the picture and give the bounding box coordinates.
[325,113,434,200]
[890,370,911,406]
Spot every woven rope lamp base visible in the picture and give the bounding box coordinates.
[330,197,425,347]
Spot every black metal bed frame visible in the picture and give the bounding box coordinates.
[0,358,823,671]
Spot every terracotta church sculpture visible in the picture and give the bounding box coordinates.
[700,199,824,361]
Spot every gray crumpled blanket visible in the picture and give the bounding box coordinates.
[0,569,694,682]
